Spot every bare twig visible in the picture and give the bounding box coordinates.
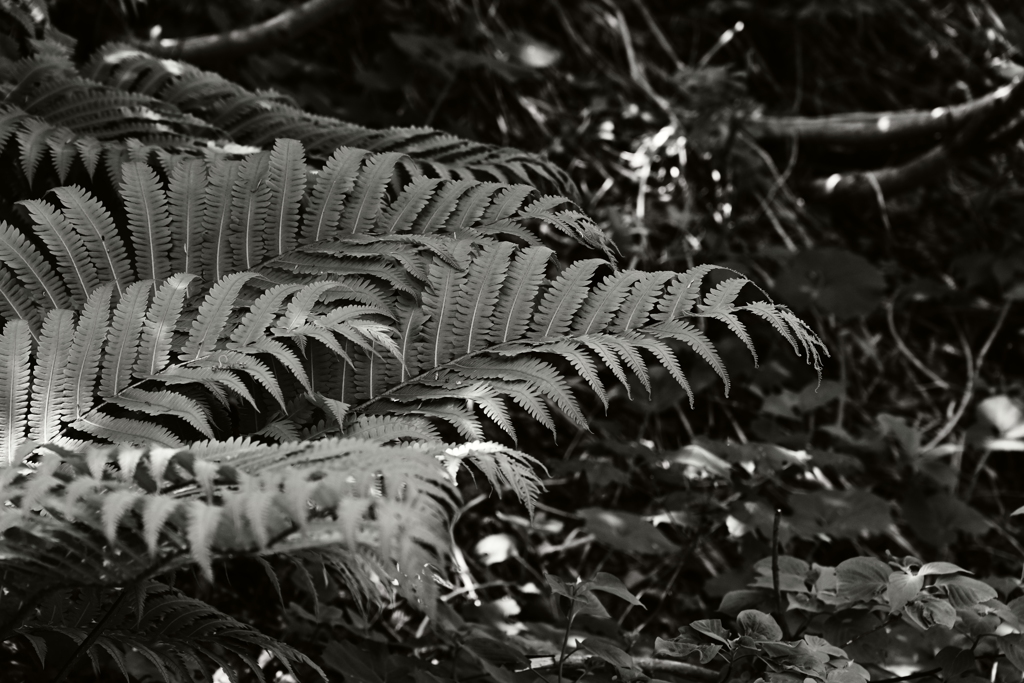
[527,652,719,682]
[886,302,951,391]
[142,0,356,62]
[746,79,1021,145]
[804,78,1024,199]
[923,302,1011,452]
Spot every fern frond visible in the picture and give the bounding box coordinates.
[53,185,134,296]
[530,259,605,339]
[64,283,112,421]
[0,267,40,328]
[121,161,173,281]
[230,150,271,271]
[181,272,259,361]
[165,157,208,276]
[301,146,366,243]
[20,197,98,306]
[201,157,241,282]
[0,218,70,310]
[135,273,194,377]
[100,279,152,398]
[265,137,305,257]
[0,320,32,464]
[29,309,75,443]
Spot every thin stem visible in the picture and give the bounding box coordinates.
[557,602,579,683]
[924,302,1010,452]
[772,509,782,615]
[52,585,134,683]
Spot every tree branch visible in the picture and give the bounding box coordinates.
[526,652,719,681]
[142,0,356,63]
[803,76,1024,199]
[746,80,1021,146]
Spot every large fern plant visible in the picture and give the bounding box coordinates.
[0,21,826,683]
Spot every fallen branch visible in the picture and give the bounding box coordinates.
[142,0,355,62]
[525,652,719,681]
[745,80,1020,145]
[804,76,1024,198]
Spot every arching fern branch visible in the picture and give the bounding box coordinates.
[326,246,827,441]
[84,43,579,197]
[0,147,608,325]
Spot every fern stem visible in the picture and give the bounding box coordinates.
[51,584,133,683]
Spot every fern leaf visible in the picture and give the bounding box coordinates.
[195,350,285,409]
[118,161,171,282]
[166,158,208,276]
[20,198,98,306]
[73,413,183,447]
[580,335,632,396]
[65,283,113,421]
[238,337,310,391]
[134,273,194,377]
[483,378,556,433]
[456,357,587,428]
[30,309,75,443]
[573,271,645,335]
[517,196,610,255]
[100,280,153,398]
[602,333,651,394]
[187,500,222,579]
[530,259,604,339]
[445,441,544,518]
[230,150,271,271]
[47,134,76,182]
[343,414,441,442]
[53,185,134,296]
[0,320,32,464]
[698,277,757,363]
[201,158,241,282]
[473,388,516,441]
[389,402,484,441]
[339,152,403,235]
[634,336,695,406]
[411,179,474,234]
[157,366,257,409]
[481,184,535,224]
[380,177,443,234]
[421,255,468,368]
[302,146,366,243]
[0,267,40,329]
[266,138,305,257]
[528,339,608,408]
[229,283,301,347]
[612,271,675,333]
[653,264,719,322]
[493,246,552,343]
[0,219,71,310]
[75,136,102,177]
[448,182,503,230]
[649,319,730,394]
[452,241,515,355]
[181,272,259,361]
[110,388,214,440]
[17,118,51,185]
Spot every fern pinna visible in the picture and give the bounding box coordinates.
[0,29,827,683]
